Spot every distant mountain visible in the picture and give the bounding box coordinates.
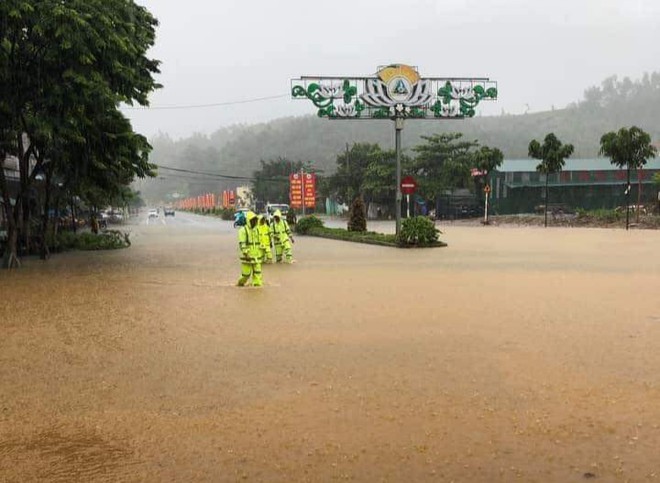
[142,73,660,202]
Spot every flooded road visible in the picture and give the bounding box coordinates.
[1,212,660,482]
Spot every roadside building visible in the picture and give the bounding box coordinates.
[235,186,253,209]
[489,158,660,214]
[1,157,21,233]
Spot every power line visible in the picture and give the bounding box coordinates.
[155,164,253,181]
[125,94,289,111]
[154,165,290,183]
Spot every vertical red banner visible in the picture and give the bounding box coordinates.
[290,173,303,209]
[304,173,316,209]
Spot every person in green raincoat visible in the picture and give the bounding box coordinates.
[269,209,293,263]
[237,211,263,287]
[257,215,273,264]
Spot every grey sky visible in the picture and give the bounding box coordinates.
[125,0,660,139]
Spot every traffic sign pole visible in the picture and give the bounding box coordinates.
[483,183,491,224]
[400,175,418,221]
[484,190,489,224]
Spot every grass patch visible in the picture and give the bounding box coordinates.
[576,208,624,223]
[305,226,447,248]
[296,215,447,247]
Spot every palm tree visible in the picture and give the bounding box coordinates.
[529,133,575,227]
[472,146,504,224]
[599,127,657,229]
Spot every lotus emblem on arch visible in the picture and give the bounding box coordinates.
[362,64,433,110]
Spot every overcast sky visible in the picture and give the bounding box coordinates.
[124,0,660,139]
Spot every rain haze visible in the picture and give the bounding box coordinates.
[5,1,660,481]
[126,0,660,138]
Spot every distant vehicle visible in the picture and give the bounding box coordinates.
[109,211,124,223]
[164,208,175,217]
[148,209,158,218]
[266,203,289,218]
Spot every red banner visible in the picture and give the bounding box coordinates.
[290,173,303,209]
[304,173,316,208]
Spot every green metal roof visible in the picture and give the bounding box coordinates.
[499,158,660,172]
[505,180,658,189]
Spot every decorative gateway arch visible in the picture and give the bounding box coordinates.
[291,64,498,235]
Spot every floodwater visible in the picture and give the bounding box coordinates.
[1,213,660,482]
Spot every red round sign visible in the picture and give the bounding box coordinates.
[400,175,417,195]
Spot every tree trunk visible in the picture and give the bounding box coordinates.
[70,198,77,234]
[40,167,53,260]
[3,222,20,269]
[52,194,61,242]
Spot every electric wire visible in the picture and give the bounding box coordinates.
[124,94,289,110]
[154,164,316,183]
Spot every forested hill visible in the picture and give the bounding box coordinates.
[143,73,660,200]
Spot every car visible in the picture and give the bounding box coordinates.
[164,208,175,217]
[266,203,289,218]
[108,211,124,223]
[148,209,158,218]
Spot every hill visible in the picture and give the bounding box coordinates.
[141,73,660,202]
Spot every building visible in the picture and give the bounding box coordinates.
[1,157,21,233]
[489,158,660,214]
[235,186,253,209]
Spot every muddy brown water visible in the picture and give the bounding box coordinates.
[1,214,660,482]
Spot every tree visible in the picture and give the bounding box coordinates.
[472,146,504,223]
[529,133,574,227]
[599,126,657,228]
[327,143,382,204]
[347,196,367,232]
[410,133,479,201]
[251,157,306,207]
[0,0,160,267]
[360,149,413,213]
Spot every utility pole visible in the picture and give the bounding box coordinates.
[395,118,403,235]
[301,167,306,217]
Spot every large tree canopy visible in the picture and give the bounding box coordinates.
[0,0,160,267]
[326,143,383,204]
[410,133,480,200]
[599,126,656,171]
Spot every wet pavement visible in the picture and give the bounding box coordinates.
[1,212,660,482]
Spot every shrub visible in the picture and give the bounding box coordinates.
[347,197,367,232]
[50,230,130,251]
[220,207,235,220]
[397,216,439,246]
[295,215,324,234]
[78,230,131,250]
